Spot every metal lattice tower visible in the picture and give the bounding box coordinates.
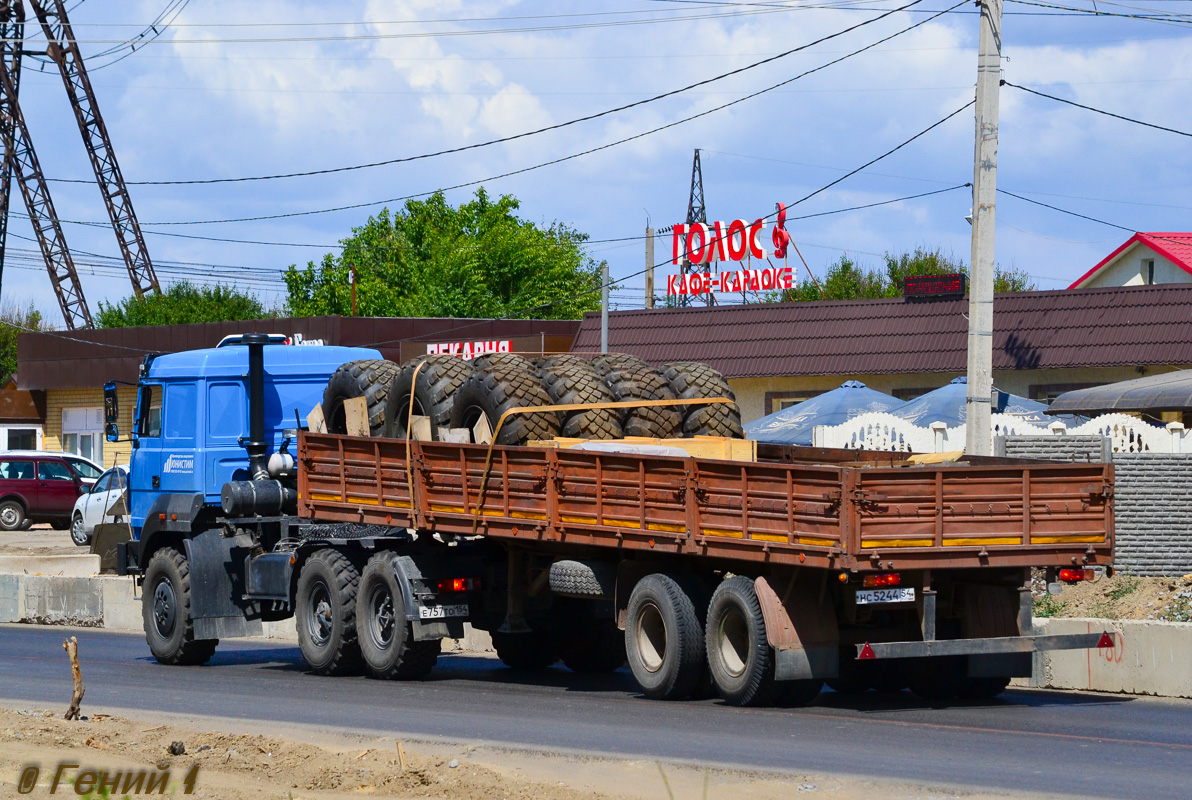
[0,2,92,328]
[30,0,159,299]
[681,148,713,307]
[0,0,159,329]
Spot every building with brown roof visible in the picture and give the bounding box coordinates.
[571,284,1192,423]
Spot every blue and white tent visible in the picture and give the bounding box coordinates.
[744,381,902,446]
[891,377,1080,427]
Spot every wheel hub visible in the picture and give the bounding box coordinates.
[152,579,176,638]
[0,507,17,526]
[369,585,395,649]
[309,582,333,646]
[636,602,666,673]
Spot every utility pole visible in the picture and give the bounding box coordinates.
[965,0,1002,456]
[600,263,609,353]
[644,226,655,309]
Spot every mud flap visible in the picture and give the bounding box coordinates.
[185,528,263,639]
[755,576,839,681]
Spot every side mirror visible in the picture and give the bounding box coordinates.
[103,382,119,441]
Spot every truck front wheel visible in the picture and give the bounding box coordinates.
[142,547,217,666]
[296,549,362,675]
[625,574,705,700]
[356,555,439,680]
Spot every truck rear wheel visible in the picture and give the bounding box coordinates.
[625,574,705,700]
[450,364,560,445]
[662,362,744,439]
[323,359,400,437]
[705,576,780,706]
[296,549,362,676]
[143,547,217,666]
[356,555,439,680]
[384,355,472,439]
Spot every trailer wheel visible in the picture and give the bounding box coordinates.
[705,576,780,707]
[142,547,217,666]
[662,362,744,439]
[594,360,682,440]
[536,361,623,440]
[492,630,558,670]
[323,359,400,437]
[384,355,472,439]
[625,574,705,700]
[958,584,1019,699]
[450,364,560,446]
[296,549,362,676]
[356,555,439,680]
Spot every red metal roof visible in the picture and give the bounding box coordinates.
[571,284,1192,379]
[1069,232,1192,289]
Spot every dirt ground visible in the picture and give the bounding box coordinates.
[0,704,1057,800]
[0,525,81,557]
[1033,571,1192,622]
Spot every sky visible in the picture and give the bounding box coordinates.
[2,0,1191,326]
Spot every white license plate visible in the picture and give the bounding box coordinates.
[419,603,469,620]
[855,587,916,605]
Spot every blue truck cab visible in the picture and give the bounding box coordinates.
[124,340,381,538]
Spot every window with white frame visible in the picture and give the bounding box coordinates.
[62,407,103,464]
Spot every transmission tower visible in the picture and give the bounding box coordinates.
[680,148,714,307]
[0,0,159,329]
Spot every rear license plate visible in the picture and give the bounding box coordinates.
[419,603,469,620]
[855,587,916,605]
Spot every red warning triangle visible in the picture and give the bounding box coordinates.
[1096,631,1115,649]
[858,642,876,660]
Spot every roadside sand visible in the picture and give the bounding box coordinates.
[0,705,1057,800]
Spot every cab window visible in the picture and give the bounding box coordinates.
[138,385,163,438]
[38,461,74,481]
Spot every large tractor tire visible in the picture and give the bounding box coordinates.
[296,549,362,676]
[322,359,400,437]
[536,360,622,440]
[592,357,682,440]
[449,364,560,446]
[662,361,744,439]
[383,355,472,439]
[472,352,530,372]
[142,547,218,666]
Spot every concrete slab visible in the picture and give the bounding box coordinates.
[0,573,21,623]
[1035,617,1192,699]
[100,576,142,631]
[21,575,102,627]
[0,554,100,577]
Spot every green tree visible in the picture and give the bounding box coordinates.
[284,188,605,319]
[96,281,268,328]
[781,246,1035,301]
[0,300,48,385]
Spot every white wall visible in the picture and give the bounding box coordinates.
[1081,242,1191,289]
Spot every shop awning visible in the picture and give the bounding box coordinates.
[1049,369,1192,415]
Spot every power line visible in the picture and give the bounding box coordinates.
[43,0,929,187]
[1004,80,1192,139]
[121,1,962,228]
[997,189,1135,232]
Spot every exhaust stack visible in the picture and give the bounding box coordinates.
[242,332,271,481]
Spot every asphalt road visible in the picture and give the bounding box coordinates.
[1,625,1189,799]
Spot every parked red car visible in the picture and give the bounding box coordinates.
[0,451,103,531]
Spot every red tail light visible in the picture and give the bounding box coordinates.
[434,578,479,593]
[863,573,901,588]
[1059,568,1095,583]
